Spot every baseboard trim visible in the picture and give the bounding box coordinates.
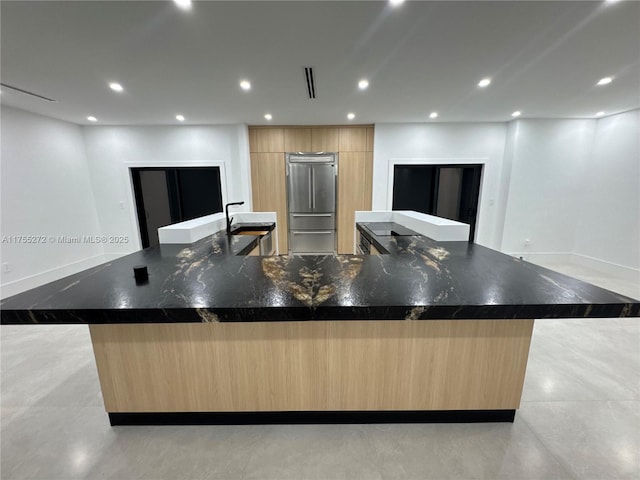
[507,251,639,283]
[1,254,108,299]
[571,253,639,283]
[507,251,573,263]
[108,410,516,426]
[102,252,131,262]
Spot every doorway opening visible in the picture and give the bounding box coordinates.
[392,164,482,242]
[131,167,224,248]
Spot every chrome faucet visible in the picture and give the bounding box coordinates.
[225,201,245,235]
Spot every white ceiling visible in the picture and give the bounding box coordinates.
[1,0,639,125]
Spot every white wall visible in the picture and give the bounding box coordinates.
[493,120,519,249]
[574,110,639,272]
[501,119,596,257]
[82,124,252,256]
[372,123,507,248]
[0,107,105,297]
[374,117,639,276]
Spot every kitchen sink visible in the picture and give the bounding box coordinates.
[232,230,270,236]
[229,226,274,255]
[229,224,272,236]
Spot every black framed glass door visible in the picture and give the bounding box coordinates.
[131,167,223,248]
[392,164,482,242]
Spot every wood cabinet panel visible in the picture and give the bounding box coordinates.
[252,128,284,153]
[365,126,375,152]
[338,152,367,254]
[284,128,312,152]
[339,127,368,152]
[363,151,373,211]
[311,128,340,152]
[250,152,288,253]
[90,319,533,412]
[250,125,371,153]
[248,128,257,153]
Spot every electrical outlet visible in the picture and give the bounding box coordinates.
[524,239,531,247]
[119,201,125,210]
[2,262,12,273]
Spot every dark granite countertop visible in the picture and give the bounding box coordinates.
[1,222,638,324]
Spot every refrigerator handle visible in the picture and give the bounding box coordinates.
[308,168,312,209]
[311,168,316,210]
[291,213,332,217]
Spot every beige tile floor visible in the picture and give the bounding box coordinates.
[1,262,639,480]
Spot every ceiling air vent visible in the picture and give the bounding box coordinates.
[0,83,58,102]
[304,67,316,99]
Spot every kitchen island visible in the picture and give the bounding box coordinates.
[1,225,638,425]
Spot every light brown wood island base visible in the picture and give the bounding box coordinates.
[89,319,534,425]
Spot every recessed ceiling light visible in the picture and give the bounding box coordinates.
[596,77,613,86]
[240,80,251,91]
[429,112,438,119]
[512,111,521,117]
[264,113,272,120]
[174,0,192,10]
[596,111,605,117]
[347,113,355,120]
[109,82,124,92]
[176,114,185,122]
[478,78,491,88]
[358,79,369,90]
[390,0,405,6]
[87,116,97,122]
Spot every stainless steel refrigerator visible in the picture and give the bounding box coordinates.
[286,153,337,254]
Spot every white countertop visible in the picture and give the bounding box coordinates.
[355,210,470,242]
[158,212,277,245]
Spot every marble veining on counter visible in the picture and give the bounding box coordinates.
[1,223,638,324]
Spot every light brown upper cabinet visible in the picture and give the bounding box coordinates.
[365,127,374,152]
[284,128,312,152]
[251,128,284,153]
[311,128,340,152]
[339,127,368,152]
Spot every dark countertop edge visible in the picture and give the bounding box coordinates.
[2,303,639,325]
